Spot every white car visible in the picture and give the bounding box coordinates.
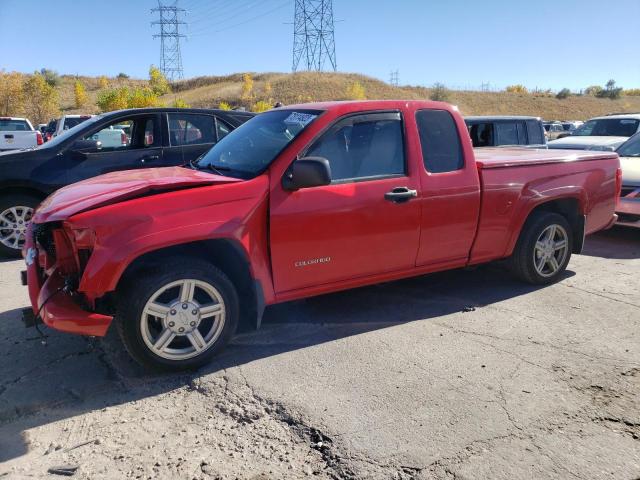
[615,132,640,227]
[0,117,43,151]
[548,113,640,151]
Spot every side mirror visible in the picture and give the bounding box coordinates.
[282,157,332,191]
[71,139,102,156]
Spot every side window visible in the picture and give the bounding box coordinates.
[527,121,544,144]
[516,122,528,145]
[468,122,494,147]
[305,112,405,182]
[168,113,216,146]
[495,122,519,145]
[215,118,232,141]
[416,109,464,173]
[82,117,158,151]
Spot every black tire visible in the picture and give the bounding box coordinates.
[0,193,41,258]
[116,257,239,372]
[509,211,573,285]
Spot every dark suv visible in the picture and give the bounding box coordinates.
[465,116,547,148]
[0,107,254,256]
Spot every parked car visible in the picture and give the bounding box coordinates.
[0,117,43,151]
[0,107,254,256]
[53,115,95,138]
[543,122,565,141]
[614,132,640,227]
[465,116,546,148]
[22,100,620,371]
[548,114,640,151]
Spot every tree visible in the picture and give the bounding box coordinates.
[218,101,232,111]
[39,68,61,87]
[171,98,190,108]
[74,80,88,108]
[251,100,272,113]
[597,79,622,100]
[505,84,528,94]
[96,87,130,112]
[429,82,449,102]
[584,85,603,96]
[98,76,109,89]
[0,71,25,116]
[556,88,571,100]
[345,81,366,100]
[23,73,60,124]
[117,72,130,80]
[149,65,170,96]
[128,87,161,108]
[241,73,254,102]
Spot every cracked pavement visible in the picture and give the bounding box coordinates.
[0,226,638,479]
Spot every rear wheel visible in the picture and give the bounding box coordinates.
[0,194,40,258]
[116,258,239,371]
[509,211,572,284]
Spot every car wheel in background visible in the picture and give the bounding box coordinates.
[0,194,41,258]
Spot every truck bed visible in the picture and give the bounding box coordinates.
[474,147,617,169]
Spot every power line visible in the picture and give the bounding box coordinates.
[151,0,187,81]
[390,70,399,87]
[292,0,337,72]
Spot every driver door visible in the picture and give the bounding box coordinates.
[64,114,163,184]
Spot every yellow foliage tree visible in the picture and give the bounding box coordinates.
[171,98,190,108]
[23,74,60,124]
[252,100,272,113]
[128,87,161,108]
[98,76,109,89]
[505,84,528,94]
[96,87,131,112]
[218,101,232,111]
[74,80,88,108]
[241,73,254,101]
[346,81,366,100]
[0,71,25,116]
[149,65,170,96]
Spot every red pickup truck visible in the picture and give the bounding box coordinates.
[23,101,621,370]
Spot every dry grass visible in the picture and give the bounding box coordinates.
[57,72,640,120]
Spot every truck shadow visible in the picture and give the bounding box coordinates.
[581,226,639,259]
[0,263,572,464]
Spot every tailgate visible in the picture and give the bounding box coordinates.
[1,131,35,149]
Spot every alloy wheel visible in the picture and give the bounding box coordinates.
[0,206,33,251]
[533,224,569,277]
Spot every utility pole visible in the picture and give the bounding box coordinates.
[390,70,399,87]
[292,0,337,72]
[152,1,186,81]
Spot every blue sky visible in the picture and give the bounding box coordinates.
[1,0,638,91]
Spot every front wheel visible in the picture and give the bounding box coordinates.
[509,211,573,285]
[116,258,239,371]
[0,194,41,258]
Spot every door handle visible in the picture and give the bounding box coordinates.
[384,186,417,203]
[140,154,160,163]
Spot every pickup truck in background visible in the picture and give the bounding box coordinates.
[0,107,253,257]
[0,117,43,151]
[465,116,546,148]
[22,100,620,371]
[53,114,95,138]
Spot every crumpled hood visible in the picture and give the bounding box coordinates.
[620,156,640,187]
[33,166,241,223]
[548,136,628,151]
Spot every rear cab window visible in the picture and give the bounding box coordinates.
[0,119,30,131]
[416,109,464,173]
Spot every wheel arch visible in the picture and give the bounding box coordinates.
[0,186,48,202]
[116,239,265,331]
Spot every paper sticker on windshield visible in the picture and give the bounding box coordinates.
[621,120,637,124]
[284,112,317,126]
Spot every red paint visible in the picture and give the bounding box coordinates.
[25,101,620,337]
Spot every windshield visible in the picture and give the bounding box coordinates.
[196,109,321,178]
[617,134,640,157]
[44,114,105,148]
[572,118,639,137]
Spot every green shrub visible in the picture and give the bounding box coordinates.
[556,88,571,100]
[429,82,449,102]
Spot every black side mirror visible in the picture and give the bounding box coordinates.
[71,139,102,156]
[282,157,332,190]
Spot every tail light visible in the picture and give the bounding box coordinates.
[121,132,128,145]
[615,167,622,198]
[36,131,43,145]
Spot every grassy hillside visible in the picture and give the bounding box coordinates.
[57,72,640,121]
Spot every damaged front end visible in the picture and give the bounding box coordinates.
[22,221,112,337]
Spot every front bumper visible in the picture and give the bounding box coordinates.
[24,225,113,337]
[616,187,640,228]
